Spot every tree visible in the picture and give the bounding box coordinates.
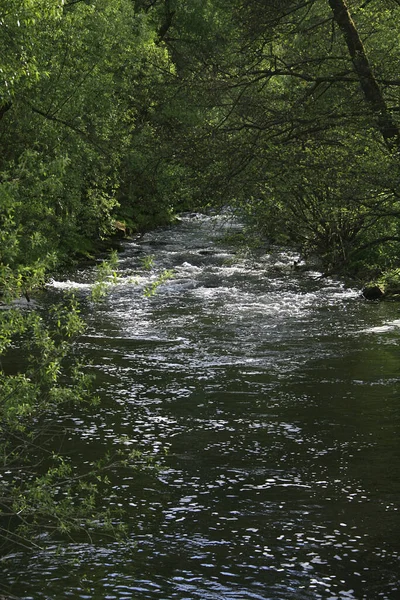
[0,0,179,281]
[327,0,400,150]
[162,0,400,276]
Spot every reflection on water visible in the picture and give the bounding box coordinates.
[3,214,400,599]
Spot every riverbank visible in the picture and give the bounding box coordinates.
[362,268,400,300]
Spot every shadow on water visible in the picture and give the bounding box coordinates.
[2,214,400,599]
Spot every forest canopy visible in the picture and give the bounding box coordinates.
[1,0,400,282]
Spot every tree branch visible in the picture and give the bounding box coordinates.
[27,103,111,156]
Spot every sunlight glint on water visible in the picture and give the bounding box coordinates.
[3,214,400,600]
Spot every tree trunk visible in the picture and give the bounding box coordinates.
[327,0,400,150]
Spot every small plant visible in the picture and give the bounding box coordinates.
[144,269,174,297]
[90,251,119,301]
[140,254,155,271]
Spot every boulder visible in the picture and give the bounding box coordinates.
[362,284,384,300]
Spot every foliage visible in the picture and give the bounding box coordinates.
[164,0,400,278]
[144,268,174,297]
[0,242,172,557]
[369,267,400,299]
[0,0,177,278]
[1,0,400,282]
[0,251,173,563]
[90,250,119,301]
[0,298,116,551]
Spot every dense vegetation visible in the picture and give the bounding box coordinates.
[1,0,400,563]
[2,0,400,281]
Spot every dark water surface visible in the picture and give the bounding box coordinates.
[3,214,400,599]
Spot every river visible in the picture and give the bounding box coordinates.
[2,213,400,599]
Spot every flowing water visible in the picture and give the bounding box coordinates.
[2,214,400,599]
